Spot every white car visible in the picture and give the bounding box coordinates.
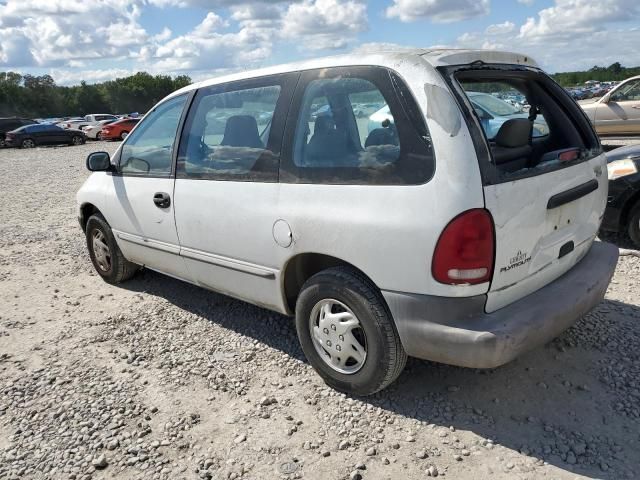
[82,119,117,140]
[77,49,618,395]
[60,114,118,131]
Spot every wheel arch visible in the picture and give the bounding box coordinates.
[79,202,105,232]
[281,252,380,315]
[621,189,640,231]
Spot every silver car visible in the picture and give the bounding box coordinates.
[581,75,640,136]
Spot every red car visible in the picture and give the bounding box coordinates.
[101,118,140,141]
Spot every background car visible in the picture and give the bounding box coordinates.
[581,75,640,136]
[82,119,117,140]
[100,118,140,140]
[0,117,37,147]
[600,144,640,248]
[59,114,118,131]
[5,124,86,148]
[467,91,548,138]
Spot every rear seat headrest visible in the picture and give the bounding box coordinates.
[494,118,531,148]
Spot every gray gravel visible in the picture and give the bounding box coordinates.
[0,142,639,479]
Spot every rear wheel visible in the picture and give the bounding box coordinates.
[295,266,406,396]
[120,131,129,140]
[71,135,84,146]
[86,214,139,284]
[628,201,640,249]
[21,138,35,148]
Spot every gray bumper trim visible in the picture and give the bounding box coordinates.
[382,242,619,368]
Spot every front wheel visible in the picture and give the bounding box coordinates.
[71,135,84,146]
[628,202,640,249]
[86,214,139,284]
[120,131,129,140]
[295,267,407,396]
[21,138,35,148]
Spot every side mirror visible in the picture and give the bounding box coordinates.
[86,151,112,172]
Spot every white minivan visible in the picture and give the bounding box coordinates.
[77,49,619,395]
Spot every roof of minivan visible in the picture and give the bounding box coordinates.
[171,49,538,98]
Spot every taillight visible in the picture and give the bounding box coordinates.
[432,209,495,285]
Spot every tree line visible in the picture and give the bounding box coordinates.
[2,62,638,118]
[551,62,640,87]
[0,72,191,118]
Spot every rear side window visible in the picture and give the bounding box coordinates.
[177,80,284,181]
[281,66,434,185]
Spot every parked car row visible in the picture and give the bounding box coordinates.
[566,82,617,100]
[1,113,142,148]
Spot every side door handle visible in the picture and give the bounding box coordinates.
[153,192,171,209]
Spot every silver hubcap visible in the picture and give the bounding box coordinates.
[92,229,111,272]
[309,299,367,374]
[23,140,34,148]
[73,136,82,145]
[121,132,128,140]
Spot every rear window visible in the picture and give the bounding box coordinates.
[447,67,600,183]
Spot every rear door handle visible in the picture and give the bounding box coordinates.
[153,192,171,209]
[547,179,598,210]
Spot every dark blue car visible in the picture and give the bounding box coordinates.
[5,123,86,148]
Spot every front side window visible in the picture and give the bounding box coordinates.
[611,80,640,102]
[283,67,433,185]
[177,83,281,181]
[119,94,187,176]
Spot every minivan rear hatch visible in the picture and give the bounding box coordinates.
[441,65,607,312]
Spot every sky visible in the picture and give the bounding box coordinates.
[1,0,639,85]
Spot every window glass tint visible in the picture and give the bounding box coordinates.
[177,84,280,180]
[461,84,549,140]
[611,80,640,101]
[282,68,433,185]
[293,78,399,169]
[120,94,187,176]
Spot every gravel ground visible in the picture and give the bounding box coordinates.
[0,142,639,480]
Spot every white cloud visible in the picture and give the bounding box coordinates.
[386,0,490,23]
[519,0,640,40]
[0,0,148,67]
[455,0,640,72]
[282,0,367,50]
[485,21,515,35]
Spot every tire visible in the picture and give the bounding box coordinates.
[96,132,104,141]
[120,131,129,140]
[71,135,84,146]
[21,138,35,148]
[295,266,407,396]
[86,214,139,284]
[628,201,640,249]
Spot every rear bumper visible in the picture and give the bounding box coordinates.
[382,241,619,368]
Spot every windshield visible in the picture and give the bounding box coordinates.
[469,92,519,116]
